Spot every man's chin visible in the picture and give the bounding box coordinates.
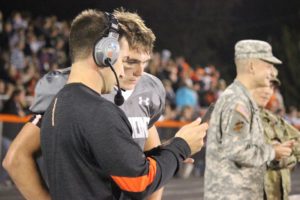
[120,85,135,91]
[258,80,270,87]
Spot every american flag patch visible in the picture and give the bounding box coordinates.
[235,103,250,121]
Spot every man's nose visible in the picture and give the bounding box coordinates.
[271,66,277,77]
[133,65,143,76]
[119,64,125,78]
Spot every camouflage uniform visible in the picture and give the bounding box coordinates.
[204,80,275,200]
[260,108,300,200]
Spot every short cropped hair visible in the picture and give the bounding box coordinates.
[69,9,109,63]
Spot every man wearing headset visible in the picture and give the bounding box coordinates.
[3,9,208,200]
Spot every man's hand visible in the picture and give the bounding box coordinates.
[282,140,295,148]
[175,118,208,155]
[273,140,294,161]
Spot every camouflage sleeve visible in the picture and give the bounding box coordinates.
[29,68,70,114]
[293,140,300,162]
[148,75,166,128]
[267,154,297,170]
[277,156,298,169]
[221,101,275,167]
[293,142,300,162]
[284,120,300,161]
[284,119,300,140]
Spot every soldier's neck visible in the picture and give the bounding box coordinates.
[236,75,255,90]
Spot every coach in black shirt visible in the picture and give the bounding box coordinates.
[41,9,208,200]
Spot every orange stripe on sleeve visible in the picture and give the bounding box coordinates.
[0,114,32,123]
[111,157,157,193]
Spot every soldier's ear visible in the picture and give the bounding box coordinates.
[248,61,255,75]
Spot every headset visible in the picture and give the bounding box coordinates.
[93,12,124,106]
[93,12,120,66]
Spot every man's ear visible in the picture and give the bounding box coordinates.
[248,60,255,75]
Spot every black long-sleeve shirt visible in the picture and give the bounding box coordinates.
[41,83,190,200]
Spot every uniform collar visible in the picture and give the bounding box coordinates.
[233,79,259,111]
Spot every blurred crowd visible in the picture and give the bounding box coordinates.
[1,10,300,127]
[0,10,70,115]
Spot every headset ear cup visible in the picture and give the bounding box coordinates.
[94,37,120,67]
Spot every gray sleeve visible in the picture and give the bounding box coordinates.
[30,69,69,113]
[148,75,166,128]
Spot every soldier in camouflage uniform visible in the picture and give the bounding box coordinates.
[204,40,293,200]
[252,73,300,200]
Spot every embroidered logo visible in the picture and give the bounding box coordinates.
[139,96,150,106]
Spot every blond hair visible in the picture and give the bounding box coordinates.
[114,8,156,54]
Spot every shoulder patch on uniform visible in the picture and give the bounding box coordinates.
[233,120,245,132]
[235,103,250,121]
